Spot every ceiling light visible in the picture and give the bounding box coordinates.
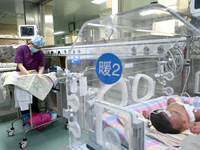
[88,23,105,27]
[167,5,178,10]
[136,29,154,32]
[139,9,169,16]
[54,31,65,35]
[151,32,176,36]
[45,15,53,23]
[136,29,176,36]
[91,0,108,4]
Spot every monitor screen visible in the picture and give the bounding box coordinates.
[195,0,200,9]
[19,25,37,39]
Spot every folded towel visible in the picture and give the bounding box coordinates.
[14,86,32,111]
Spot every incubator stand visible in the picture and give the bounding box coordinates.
[61,3,200,150]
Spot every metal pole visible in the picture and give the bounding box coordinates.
[182,36,191,93]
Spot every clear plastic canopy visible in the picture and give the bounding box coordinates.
[71,3,200,48]
[64,4,200,149]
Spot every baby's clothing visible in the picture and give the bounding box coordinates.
[170,101,195,122]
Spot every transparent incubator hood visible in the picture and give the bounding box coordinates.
[71,3,200,48]
[66,3,200,74]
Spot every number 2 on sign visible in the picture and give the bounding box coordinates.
[112,63,120,76]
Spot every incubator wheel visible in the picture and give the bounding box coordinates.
[19,138,27,149]
[7,127,14,136]
[86,144,95,150]
[65,122,69,130]
[65,120,69,130]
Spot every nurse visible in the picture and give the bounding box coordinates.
[15,35,45,75]
[14,34,45,114]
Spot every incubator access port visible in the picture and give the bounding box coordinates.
[131,47,136,55]
[144,46,150,55]
[157,46,164,54]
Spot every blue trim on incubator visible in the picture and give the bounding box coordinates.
[71,59,81,64]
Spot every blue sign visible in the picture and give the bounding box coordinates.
[96,53,122,84]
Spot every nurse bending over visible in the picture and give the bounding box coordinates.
[14,35,45,114]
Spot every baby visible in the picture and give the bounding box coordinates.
[142,98,200,134]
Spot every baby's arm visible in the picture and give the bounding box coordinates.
[142,110,150,119]
[190,126,200,134]
[167,98,176,105]
[167,97,187,105]
[188,122,200,134]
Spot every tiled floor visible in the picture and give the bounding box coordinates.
[0,113,87,150]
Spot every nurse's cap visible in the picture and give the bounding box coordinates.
[31,35,45,47]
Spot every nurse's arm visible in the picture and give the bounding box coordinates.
[17,63,29,75]
[38,66,44,74]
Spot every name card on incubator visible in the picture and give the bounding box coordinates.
[124,63,133,68]
[96,53,122,84]
[80,77,87,96]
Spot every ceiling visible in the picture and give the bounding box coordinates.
[0,0,189,35]
[0,0,25,25]
[0,0,112,33]
[0,0,43,25]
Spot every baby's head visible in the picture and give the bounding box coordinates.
[150,109,183,134]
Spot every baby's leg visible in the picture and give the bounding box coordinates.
[190,126,200,134]
[142,110,150,119]
[167,98,176,105]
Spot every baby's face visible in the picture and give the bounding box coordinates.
[169,111,187,132]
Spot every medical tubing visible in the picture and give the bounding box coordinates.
[165,49,177,72]
[154,131,173,148]
[181,92,192,102]
[165,46,184,77]
[164,37,184,75]
[81,66,95,76]
[146,128,179,148]
[174,46,184,77]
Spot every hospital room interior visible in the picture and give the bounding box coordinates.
[2,0,200,149]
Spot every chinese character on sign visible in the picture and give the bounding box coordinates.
[96,53,122,84]
[99,61,111,76]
